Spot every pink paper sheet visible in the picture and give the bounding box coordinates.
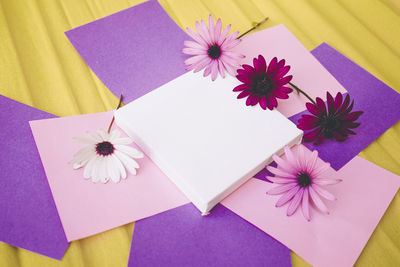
[233,25,347,117]
[222,150,400,267]
[30,112,189,241]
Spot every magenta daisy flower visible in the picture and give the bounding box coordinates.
[233,55,293,110]
[266,145,341,221]
[183,15,245,81]
[297,92,363,144]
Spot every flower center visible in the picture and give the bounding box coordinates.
[253,75,274,95]
[297,172,312,187]
[207,45,221,59]
[320,115,342,138]
[95,141,114,156]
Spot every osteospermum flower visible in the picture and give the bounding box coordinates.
[70,129,144,183]
[266,145,341,221]
[183,15,245,81]
[233,55,293,110]
[297,92,363,144]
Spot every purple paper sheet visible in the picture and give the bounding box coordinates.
[292,43,400,170]
[0,95,68,259]
[129,204,291,267]
[255,43,400,178]
[65,0,187,104]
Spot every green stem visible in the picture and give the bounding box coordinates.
[289,82,316,105]
[107,94,123,133]
[237,17,269,39]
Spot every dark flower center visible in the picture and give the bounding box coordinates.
[319,115,342,138]
[252,75,274,95]
[208,45,221,59]
[95,141,114,156]
[297,173,312,187]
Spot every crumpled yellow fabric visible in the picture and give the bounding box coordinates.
[0,0,399,266]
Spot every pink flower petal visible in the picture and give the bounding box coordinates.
[309,186,329,214]
[275,186,300,207]
[313,178,342,185]
[214,18,222,42]
[225,50,245,60]
[219,54,239,70]
[196,20,211,44]
[267,183,298,195]
[208,15,215,41]
[203,65,212,77]
[217,60,226,78]
[184,40,207,50]
[310,161,331,178]
[267,176,296,184]
[272,154,296,174]
[287,188,304,216]
[218,24,231,45]
[210,60,218,81]
[222,61,237,76]
[192,57,212,72]
[306,150,318,174]
[284,146,298,170]
[186,27,207,47]
[296,145,307,171]
[301,188,311,221]
[221,38,241,50]
[182,47,207,55]
[312,184,337,200]
[267,166,296,179]
[184,55,207,65]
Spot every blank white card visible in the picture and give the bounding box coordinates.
[115,72,303,214]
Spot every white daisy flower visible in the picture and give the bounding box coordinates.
[70,129,144,183]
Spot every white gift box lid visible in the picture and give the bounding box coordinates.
[115,72,302,214]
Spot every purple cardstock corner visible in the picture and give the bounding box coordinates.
[289,43,400,170]
[65,0,188,104]
[255,43,400,178]
[0,95,68,259]
[129,203,291,267]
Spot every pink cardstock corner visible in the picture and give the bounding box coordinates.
[222,150,400,267]
[234,25,347,117]
[30,111,189,241]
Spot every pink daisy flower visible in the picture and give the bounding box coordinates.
[183,15,245,81]
[266,145,342,221]
[233,55,293,110]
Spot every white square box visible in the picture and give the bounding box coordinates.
[115,72,302,214]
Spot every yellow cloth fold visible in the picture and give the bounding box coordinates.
[0,0,399,266]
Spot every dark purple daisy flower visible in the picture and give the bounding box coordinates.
[233,55,293,110]
[297,92,363,144]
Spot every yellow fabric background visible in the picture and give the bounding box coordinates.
[0,0,399,266]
